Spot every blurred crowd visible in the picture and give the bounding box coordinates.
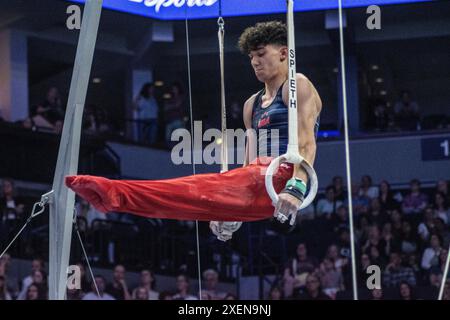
[367,90,450,132]
[0,255,236,301]
[1,176,449,300]
[276,176,450,300]
[8,83,191,149]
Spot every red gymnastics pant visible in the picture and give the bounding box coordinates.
[65,157,293,222]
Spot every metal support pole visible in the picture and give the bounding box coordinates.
[48,0,103,300]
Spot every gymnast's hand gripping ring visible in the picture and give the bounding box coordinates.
[265,152,318,225]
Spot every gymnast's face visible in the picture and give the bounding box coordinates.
[248,44,288,82]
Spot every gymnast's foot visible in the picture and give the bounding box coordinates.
[65,175,121,213]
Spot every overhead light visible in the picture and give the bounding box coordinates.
[163,93,172,99]
[375,78,383,83]
[154,80,164,87]
[92,77,101,84]
[216,137,223,145]
[380,90,387,96]
[371,65,379,70]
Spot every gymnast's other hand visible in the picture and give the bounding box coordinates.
[274,192,302,225]
[209,221,242,242]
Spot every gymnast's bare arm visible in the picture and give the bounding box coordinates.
[283,73,322,182]
[275,73,322,215]
[243,93,258,167]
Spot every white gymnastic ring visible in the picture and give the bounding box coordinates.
[264,155,318,210]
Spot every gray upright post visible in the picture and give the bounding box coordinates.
[48,0,103,300]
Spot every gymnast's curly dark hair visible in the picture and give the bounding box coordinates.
[238,21,287,54]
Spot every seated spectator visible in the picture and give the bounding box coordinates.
[417,207,436,244]
[421,234,443,271]
[133,83,159,144]
[378,180,400,212]
[362,226,388,264]
[82,105,97,134]
[105,264,131,300]
[95,106,111,134]
[429,248,449,288]
[172,274,198,300]
[26,283,47,300]
[368,198,389,226]
[369,246,384,269]
[350,183,370,215]
[1,178,26,233]
[434,218,450,247]
[75,262,91,294]
[330,205,349,233]
[399,221,418,254]
[268,285,283,300]
[398,281,416,300]
[65,262,90,300]
[325,244,348,271]
[83,275,115,300]
[297,274,330,300]
[356,215,370,243]
[18,269,48,300]
[434,192,449,224]
[0,258,6,278]
[393,90,420,131]
[318,258,344,299]
[332,176,346,201]
[202,269,226,300]
[133,286,150,300]
[381,222,401,256]
[316,186,343,218]
[66,287,85,300]
[406,254,421,283]
[359,253,372,285]
[336,227,351,257]
[18,258,45,300]
[82,104,110,136]
[131,269,159,300]
[28,104,56,132]
[0,275,11,300]
[436,180,449,203]
[402,179,428,215]
[359,175,379,199]
[428,270,442,289]
[370,288,384,300]
[383,252,416,288]
[443,282,450,300]
[76,198,107,228]
[328,243,353,290]
[283,242,319,298]
[390,209,404,241]
[0,253,18,298]
[371,99,392,131]
[41,87,64,125]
